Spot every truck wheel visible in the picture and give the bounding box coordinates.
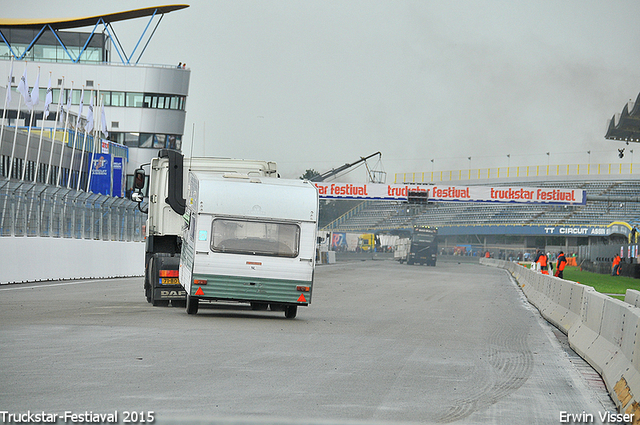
[144,258,153,303]
[284,305,297,319]
[145,286,152,303]
[186,295,199,315]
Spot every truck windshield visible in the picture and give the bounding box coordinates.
[413,234,434,243]
[211,218,300,258]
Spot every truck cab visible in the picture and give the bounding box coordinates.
[131,149,278,307]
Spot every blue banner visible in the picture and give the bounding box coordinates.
[437,225,611,237]
[112,157,124,197]
[89,153,111,195]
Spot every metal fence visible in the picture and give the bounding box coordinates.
[396,162,640,183]
[0,180,144,241]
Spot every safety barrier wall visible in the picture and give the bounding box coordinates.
[481,258,640,420]
[0,236,144,284]
[626,289,640,308]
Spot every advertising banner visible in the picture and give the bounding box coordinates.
[331,232,348,250]
[314,183,427,200]
[429,185,586,205]
[89,153,111,195]
[438,225,610,237]
[112,157,124,198]
[314,182,586,205]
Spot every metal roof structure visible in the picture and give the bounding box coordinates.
[0,4,189,65]
[605,92,640,142]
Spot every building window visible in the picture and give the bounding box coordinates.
[139,133,153,148]
[115,132,182,150]
[101,92,111,107]
[111,92,125,107]
[126,92,144,108]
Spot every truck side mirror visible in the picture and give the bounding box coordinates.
[133,168,146,190]
[131,192,144,203]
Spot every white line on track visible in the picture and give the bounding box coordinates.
[0,278,133,291]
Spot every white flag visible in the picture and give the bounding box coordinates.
[43,75,53,118]
[6,60,13,104]
[85,93,94,133]
[17,65,29,107]
[61,87,72,124]
[30,70,40,108]
[77,87,84,122]
[101,103,108,138]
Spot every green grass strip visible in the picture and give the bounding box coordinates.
[562,266,640,295]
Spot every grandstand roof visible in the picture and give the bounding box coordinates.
[605,92,640,142]
[0,5,188,29]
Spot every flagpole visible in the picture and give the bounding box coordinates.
[57,81,72,187]
[21,66,39,181]
[77,130,89,191]
[0,57,13,158]
[68,85,83,189]
[76,90,92,191]
[87,94,101,194]
[88,87,100,193]
[21,106,35,181]
[45,76,64,185]
[34,71,52,183]
[7,76,23,180]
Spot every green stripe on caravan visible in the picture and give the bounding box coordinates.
[191,274,312,304]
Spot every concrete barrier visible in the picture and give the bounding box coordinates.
[481,258,640,420]
[0,236,145,284]
[626,289,640,308]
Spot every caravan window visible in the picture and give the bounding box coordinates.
[211,219,300,258]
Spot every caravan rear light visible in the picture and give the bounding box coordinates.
[159,270,179,278]
[296,286,310,292]
[194,279,208,285]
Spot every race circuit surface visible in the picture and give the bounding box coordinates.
[0,257,616,424]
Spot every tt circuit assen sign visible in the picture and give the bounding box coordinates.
[314,183,586,205]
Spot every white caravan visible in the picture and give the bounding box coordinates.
[179,172,319,318]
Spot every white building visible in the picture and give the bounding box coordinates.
[0,5,191,194]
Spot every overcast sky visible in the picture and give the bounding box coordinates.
[6,1,640,180]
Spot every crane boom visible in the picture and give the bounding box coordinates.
[310,152,382,182]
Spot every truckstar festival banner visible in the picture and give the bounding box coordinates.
[315,183,427,200]
[314,183,586,205]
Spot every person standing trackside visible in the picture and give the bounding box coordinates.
[536,250,549,275]
[612,254,621,276]
[555,251,567,279]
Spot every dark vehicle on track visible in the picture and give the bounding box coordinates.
[396,226,437,266]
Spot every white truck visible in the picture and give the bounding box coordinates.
[132,149,278,307]
[180,171,319,318]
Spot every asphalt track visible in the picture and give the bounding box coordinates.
[0,256,617,425]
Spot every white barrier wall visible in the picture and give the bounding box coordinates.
[0,237,145,284]
[481,258,640,421]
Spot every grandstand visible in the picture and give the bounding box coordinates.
[322,166,640,242]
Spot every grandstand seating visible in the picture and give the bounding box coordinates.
[324,178,640,232]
